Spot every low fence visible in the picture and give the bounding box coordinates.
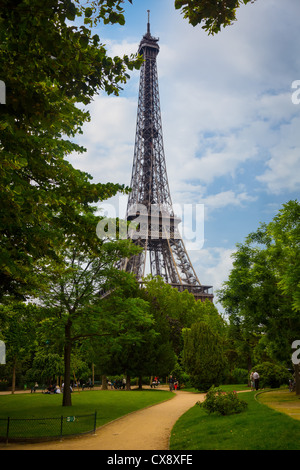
[0,412,97,443]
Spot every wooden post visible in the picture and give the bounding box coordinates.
[94,411,97,434]
[60,416,63,441]
[6,417,10,444]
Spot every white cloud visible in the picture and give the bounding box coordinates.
[189,246,236,312]
[69,95,137,186]
[201,190,257,211]
[257,116,300,194]
[257,147,300,194]
[154,0,300,201]
[71,1,300,204]
[103,39,139,59]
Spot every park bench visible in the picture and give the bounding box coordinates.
[30,384,46,393]
[150,381,160,388]
[82,382,94,390]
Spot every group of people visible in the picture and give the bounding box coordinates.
[250,371,260,391]
[31,375,183,393]
[150,376,161,388]
[168,375,179,391]
[108,378,127,390]
[43,384,62,394]
[82,379,93,390]
[30,382,39,393]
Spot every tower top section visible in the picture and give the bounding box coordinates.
[138,10,159,57]
[123,14,214,302]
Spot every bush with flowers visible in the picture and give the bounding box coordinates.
[197,386,248,416]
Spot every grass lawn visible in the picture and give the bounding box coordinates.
[258,389,300,420]
[170,387,300,450]
[0,389,174,440]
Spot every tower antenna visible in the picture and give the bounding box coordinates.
[147,10,150,35]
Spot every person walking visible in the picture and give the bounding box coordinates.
[253,371,260,391]
[169,375,174,391]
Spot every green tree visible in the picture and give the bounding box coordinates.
[268,200,300,313]
[104,315,175,389]
[218,201,300,394]
[96,277,198,387]
[174,0,257,34]
[26,352,64,387]
[0,0,141,298]
[224,314,261,379]
[95,279,160,389]
[0,302,39,393]
[141,276,226,357]
[183,321,227,391]
[36,237,149,406]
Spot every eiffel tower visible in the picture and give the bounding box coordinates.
[122,13,213,302]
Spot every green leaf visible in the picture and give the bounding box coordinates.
[85,7,93,18]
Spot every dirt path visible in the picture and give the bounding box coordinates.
[2,390,204,451]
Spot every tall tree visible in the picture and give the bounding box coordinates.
[267,200,300,313]
[183,321,227,391]
[36,237,146,406]
[0,302,39,393]
[0,0,141,298]
[141,276,226,357]
[218,200,300,394]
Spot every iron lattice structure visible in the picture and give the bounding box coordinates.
[123,16,213,302]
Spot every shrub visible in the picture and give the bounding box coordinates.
[231,368,249,384]
[252,362,290,389]
[198,386,248,416]
[180,372,192,388]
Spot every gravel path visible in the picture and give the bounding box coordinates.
[3,390,204,451]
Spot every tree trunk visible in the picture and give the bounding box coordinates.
[102,375,107,390]
[126,374,131,390]
[63,319,72,406]
[294,363,300,396]
[138,375,143,390]
[11,356,16,394]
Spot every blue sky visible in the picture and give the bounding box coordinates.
[69,0,300,310]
